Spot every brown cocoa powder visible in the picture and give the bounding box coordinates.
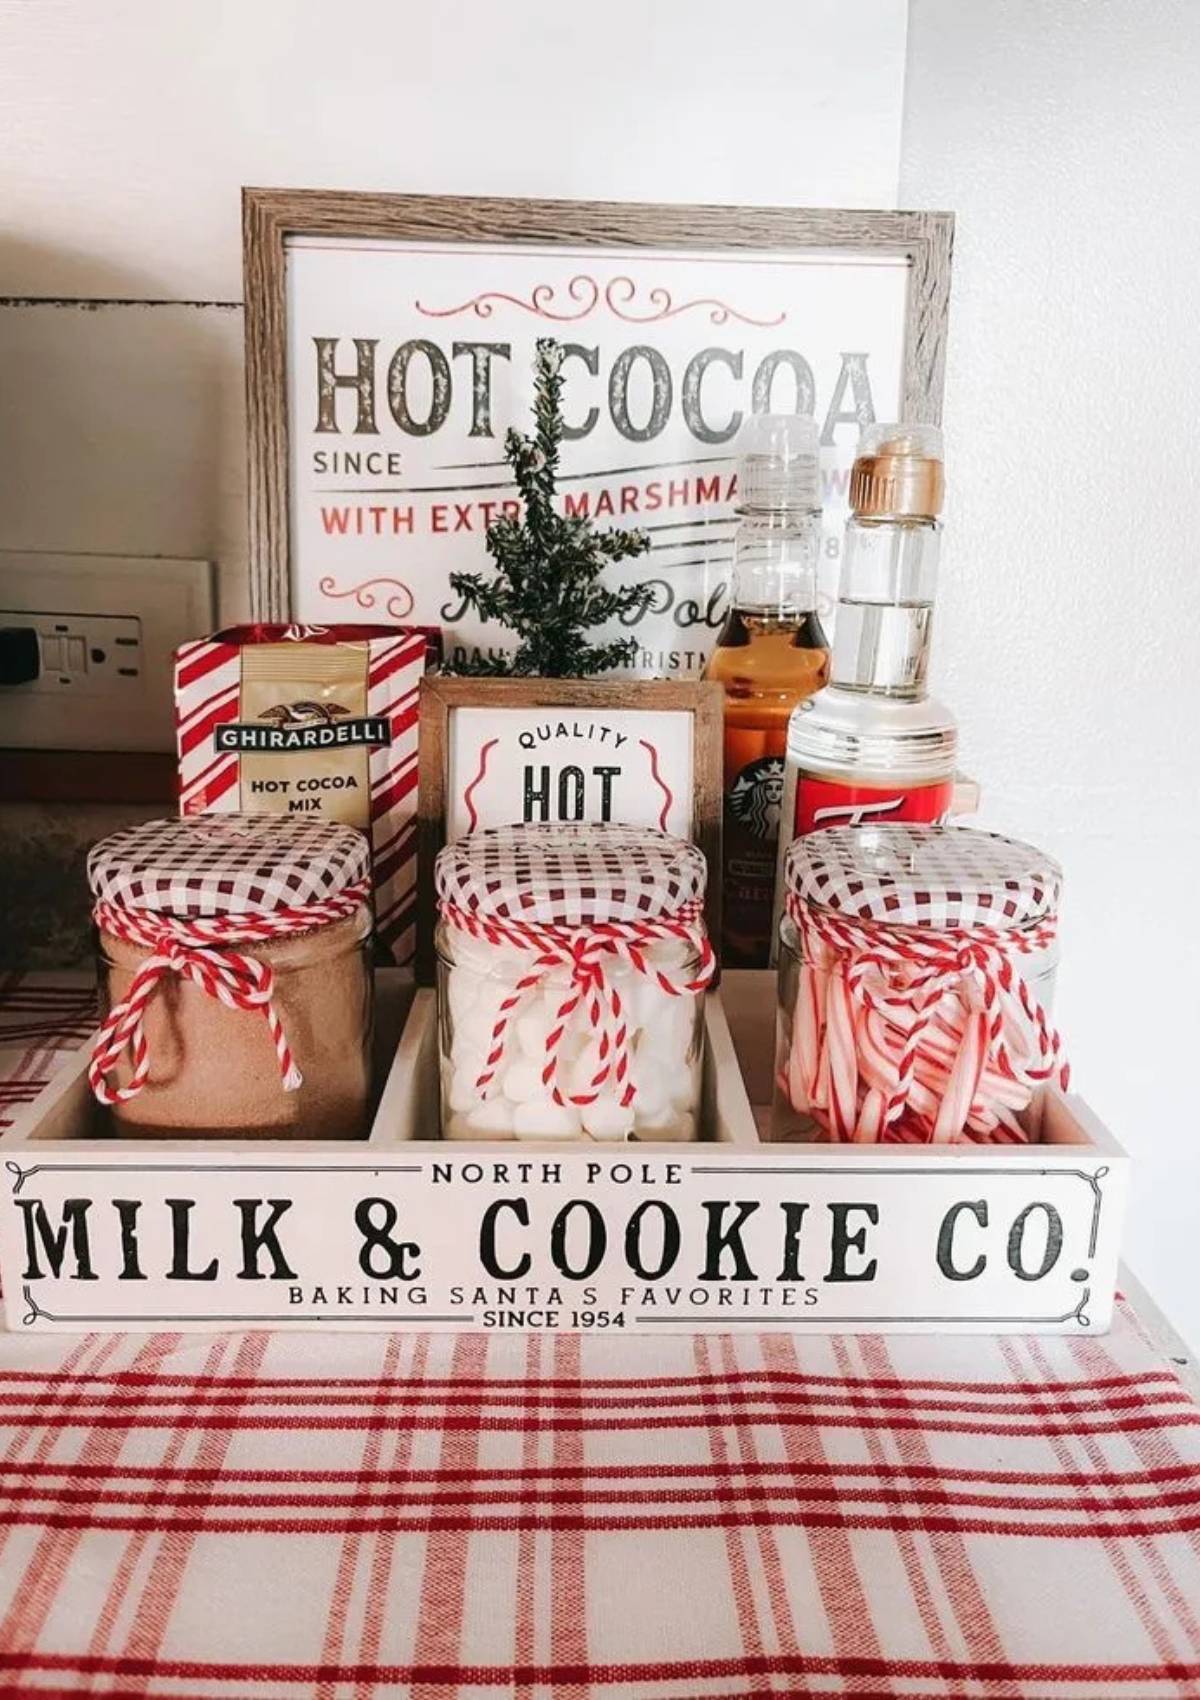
[97,909,373,1140]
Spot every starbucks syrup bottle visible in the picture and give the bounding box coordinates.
[774,424,958,939]
[704,414,829,967]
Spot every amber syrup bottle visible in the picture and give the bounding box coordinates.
[705,415,829,967]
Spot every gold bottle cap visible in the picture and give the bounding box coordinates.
[850,423,944,519]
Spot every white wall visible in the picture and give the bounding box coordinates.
[0,0,907,620]
[901,0,1200,1348]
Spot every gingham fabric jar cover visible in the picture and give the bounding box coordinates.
[87,814,372,918]
[434,822,708,927]
[783,823,1062,931]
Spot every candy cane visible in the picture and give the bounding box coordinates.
[782,895,1066,1146]
[825,969,859,1141]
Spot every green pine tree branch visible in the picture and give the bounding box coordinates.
[445,337,653,678]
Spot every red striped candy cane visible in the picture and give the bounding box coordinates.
[784,895,1067,1145]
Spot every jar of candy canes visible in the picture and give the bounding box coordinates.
[434,823,715,1141]
[88,815,374,1139]
[771,824,1067,1144]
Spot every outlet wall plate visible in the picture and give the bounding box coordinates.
[0,552,214,752]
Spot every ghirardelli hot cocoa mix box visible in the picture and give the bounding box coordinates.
[174,623,440,965]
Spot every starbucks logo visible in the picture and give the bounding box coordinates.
[728,756,785,839]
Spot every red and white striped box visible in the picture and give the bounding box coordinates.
[174,623,440,965]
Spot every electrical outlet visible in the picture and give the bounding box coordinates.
[0,610,143,695]
[0,552,214,752]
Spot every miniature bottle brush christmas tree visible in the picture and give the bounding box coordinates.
[448,338,655,676]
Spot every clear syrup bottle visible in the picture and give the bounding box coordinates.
[704,415,829,968]
[773,424,959,947]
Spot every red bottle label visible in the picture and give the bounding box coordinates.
[794,772,955,834]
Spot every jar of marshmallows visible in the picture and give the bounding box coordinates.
[772,823,1067,1145]
[434,822,716,1141]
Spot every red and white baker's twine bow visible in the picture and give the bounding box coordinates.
[88,884,370,1106]
[440,901,715,1108]
[784,895,1069,1144]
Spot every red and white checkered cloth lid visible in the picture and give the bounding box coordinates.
[435,822,707,926]
[87,814,371,917]
[784,822,1062,930]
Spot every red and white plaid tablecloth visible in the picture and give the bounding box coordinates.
[0,975,1198,1700]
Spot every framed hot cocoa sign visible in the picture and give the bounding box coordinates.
[243,191,953,676]
[415,676,722,979]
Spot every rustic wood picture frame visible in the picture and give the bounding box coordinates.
[415,675,723,982]
[242,188,953,620]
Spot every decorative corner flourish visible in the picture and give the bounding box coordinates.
[318,575,415,622]
[6,1160,32,1196]
[413,273,786,329]
[416,276,600,322]
[21,1286,46,1327]
[1085,1165,1109,1257]
[605,276,786,328]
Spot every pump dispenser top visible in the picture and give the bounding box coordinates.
[849,424,945,519]
[736,413,822,516]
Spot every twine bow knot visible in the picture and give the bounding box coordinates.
[440,901,715,1108]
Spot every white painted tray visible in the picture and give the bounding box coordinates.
[0,972,1128,1336]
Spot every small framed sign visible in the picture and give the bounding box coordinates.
[243,190,953,673]
[416,675,723,978]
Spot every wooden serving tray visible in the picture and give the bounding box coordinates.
[0,972,1128,1336]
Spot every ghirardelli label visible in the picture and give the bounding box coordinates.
[216,716,392,753]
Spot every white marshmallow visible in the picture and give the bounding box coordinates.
[502,1060,547,1104]
[466,1098,515,1136]
[639,994,694,1057]
[446,1068,487,1114]
[448,936,498,978]
[516,1011,552,1060]
[633,1101,692,1136]
[513,1100,581,1138]
[567,1039,607,1099]
[580,1098,636,1140]
[629,1068,671,1124]
[456,1005,500,1054]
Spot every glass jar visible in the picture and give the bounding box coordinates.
[434,822,714,1142]
[770,823,1067,1145]
[88,815,375,1140]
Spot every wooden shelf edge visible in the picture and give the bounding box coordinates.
[0,748,176,806]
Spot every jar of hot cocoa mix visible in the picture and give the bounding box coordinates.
[434,823,716,1142]
[772,823,1066,1144]
[88,815,374,1139]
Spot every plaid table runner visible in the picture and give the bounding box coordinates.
[0,976,1198,1700]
